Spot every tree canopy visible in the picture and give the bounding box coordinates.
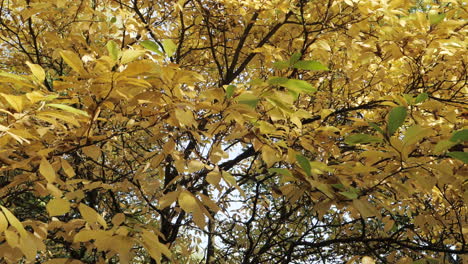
[0,0,466,263]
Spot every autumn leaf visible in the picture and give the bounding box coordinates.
[39,158,56,183]
[46,198,71,216]
[26,62,46,82]
[78,204,108,229]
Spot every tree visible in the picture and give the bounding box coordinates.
[0,0,466,263]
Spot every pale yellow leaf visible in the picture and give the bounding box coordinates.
[120,49,146,64]
[5,229,19,248]
[46,104,89,117]
[60,50,86,75]
[0,211,7,232]
[37,111,81,127]
[362,256,375,264]
[0,93,24,112]
[187,160,205,173]
[46,198,71,216]
[178,191,205,228]
[26,62,46,82]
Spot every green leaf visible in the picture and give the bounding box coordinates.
[268,168,292,177]
[162,39,177,57]
[447,152,468,163]
[331,184,345,190]
[414,93,428,104]
[106,40,120,60]
[283,79,317,94]
[450,129,468,143]
[272,61,289,70]
[293,60,329,71]
[47,104,89,117]
[225,85,235,99]
[296,154,311,177]
[434,140,456,154]
[403,125,431,145]
[140,40,164,55]
[289,52,302,65]
[429,13,445,25]
[339,191,358,199]
[237,93,259,108]
[344,134,382,145]
[403,94,413,105]
[110,17,117,23]
[369,122,385,135]
[268,77,288,85]
[387,106,407,136]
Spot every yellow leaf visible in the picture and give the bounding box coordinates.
[158,190,180,209]
[187,160,205,173]
[0,93,25,112]
[141,230,172,259]
[175,108,195,127]
[5,229,19,248]
[353,199,378,219]
[111,213,125,226]
[178,191,198,214]
[46,103,89,117]
[261,145,277,167]
[47,183,63,198]
[362,256,375,264]
[82,145,101,160]
[46,198,71,216]
[206,171,221,187]
[26,62,46,82]
[384,219,395,232]
[74,230,96,242]
[111,236,133,264]
[19,233,37,260]
[1,206,27,237]
[39,158,56,183]
[0,211,7,232]
[178,191,205,228]
[120,49,146,64]
[60,50,86,75]
[61,158,75,178]
[199,193,220,213]
[78,203,108,229]
[37,111,81,127]
[44,259,84,264]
